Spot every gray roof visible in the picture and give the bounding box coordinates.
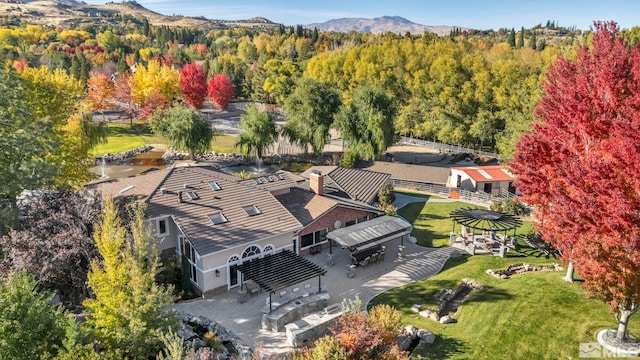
[326,215,413,252]
[145,166,302,256]
[360,161,451,185]
[87,168,172,200]
[301,166,391,204]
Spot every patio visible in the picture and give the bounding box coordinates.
[174,237,463,356]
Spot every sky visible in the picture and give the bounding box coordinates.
[82,0,640,30]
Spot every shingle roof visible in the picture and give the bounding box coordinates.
[87,168,172,200]
[274,187,338,226]
[145,166,302,256]
[301,166,390,204]
[239,170,306,192]
[361,161,451,185]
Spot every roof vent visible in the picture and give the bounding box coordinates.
[119,185,135,194]
[160,188,167,195]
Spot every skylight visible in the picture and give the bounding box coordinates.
[254,178,263,185]
[243,205,261,216]
[187,191,199,200]
[276,173,285,180]
[209,181,222,191]
[266,176,275,182]
[208,213,228,225]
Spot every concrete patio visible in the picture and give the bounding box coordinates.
[174,237,464,356]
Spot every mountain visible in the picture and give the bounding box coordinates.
[305,16,460,36]
[0,0,278,30]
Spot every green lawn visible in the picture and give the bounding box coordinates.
[371,193,636,359]
[89,122,240,156]
[89,122,164,156]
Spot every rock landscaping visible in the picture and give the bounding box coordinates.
[178,312,253,359]
[397,324,436,356]
[486,263,563,279]
[96,145,153,163]
[417,278,483,323]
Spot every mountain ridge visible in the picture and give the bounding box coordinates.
[304,15,462,36]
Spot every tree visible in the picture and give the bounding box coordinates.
[207,73,235,110]
[516,26,525,48]
[179,62,207,110]
[335,85,397,161]
[85,71,116,118]
[510,22,640,342]
[0,69,57,233]
[0,191,102,304]
[507,28,516,47]
[129,60,180,111]
[0,271,69,359]
[236,104,277,160]
[83,198,178,359]
[282,78,341,156]
[150,105,213,160]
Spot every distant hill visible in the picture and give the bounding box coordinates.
[0,0,278,30]
[305,16,461,36]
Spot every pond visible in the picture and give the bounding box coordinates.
[89,150,168,179]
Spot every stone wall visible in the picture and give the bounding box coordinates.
[96,145,153,163]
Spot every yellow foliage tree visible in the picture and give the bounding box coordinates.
[129,60,179,109]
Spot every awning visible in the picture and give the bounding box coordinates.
[237,250,326,294]
[326,215,412,252]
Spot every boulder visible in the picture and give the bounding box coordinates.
[429,311,440,322]
[417,329,436,344]
[178,324,199,341]
[439,315,453,324]
[397,334,414,351]
[418,309,433,318]
[411,304,422,313]
[403,325,418,338]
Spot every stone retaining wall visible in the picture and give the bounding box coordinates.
[178,312,252,359]
[96,146,153,164]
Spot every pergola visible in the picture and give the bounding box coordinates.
[326,215,413,253]
[237,250,327,312]
[450,207,522,237]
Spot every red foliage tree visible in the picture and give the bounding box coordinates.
[138,88,169,121]
[207,73,235,110]
[179,62,207,110]
[510,22,640,341]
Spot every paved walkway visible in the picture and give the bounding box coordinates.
[174,239,464,356]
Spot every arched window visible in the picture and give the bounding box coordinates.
[262,244,275,256]
[242,245,262,259]
[228,255,240,264]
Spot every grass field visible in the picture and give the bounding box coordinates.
[371,193,637,359]
[89,122,240,156]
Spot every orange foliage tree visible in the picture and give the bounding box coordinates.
[207,73,235,110]
[179,62,207,110]
[85,72,115,117]
[511,22,640,341]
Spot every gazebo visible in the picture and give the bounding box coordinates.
[450,208,522,253]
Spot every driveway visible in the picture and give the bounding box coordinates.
[174,238,463,356]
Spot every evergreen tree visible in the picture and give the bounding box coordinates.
[508,28,516,47]
[529,31,537,50]
[83,199,178,359]
[517,26,525,48]
[117,53,127,74]
[312,27,319,43]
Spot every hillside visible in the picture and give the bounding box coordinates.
[0,0,278,30]
[305,15,460,36]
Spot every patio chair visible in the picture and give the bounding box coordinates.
[378,251,385,263]
[370,253,379,264]
[358,256,370,269]
[350,255,358,266]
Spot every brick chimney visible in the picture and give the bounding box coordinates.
[309,171,323,195]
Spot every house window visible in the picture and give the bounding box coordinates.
[177,235,186,255]
[301,228,328,249]
[263,244,275,256]
[156,218,169,237]
[183,239,197,284]
[242,245,262,259]
[187,191,199,200]
[208,213,228,225]
[243,205,261,216]
[346,220,356,227]
[357,216,368,224]
[209,181,222,191]
[228,255,240,288]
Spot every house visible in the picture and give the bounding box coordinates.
[90,165,397,296]
[448,165,517,197]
